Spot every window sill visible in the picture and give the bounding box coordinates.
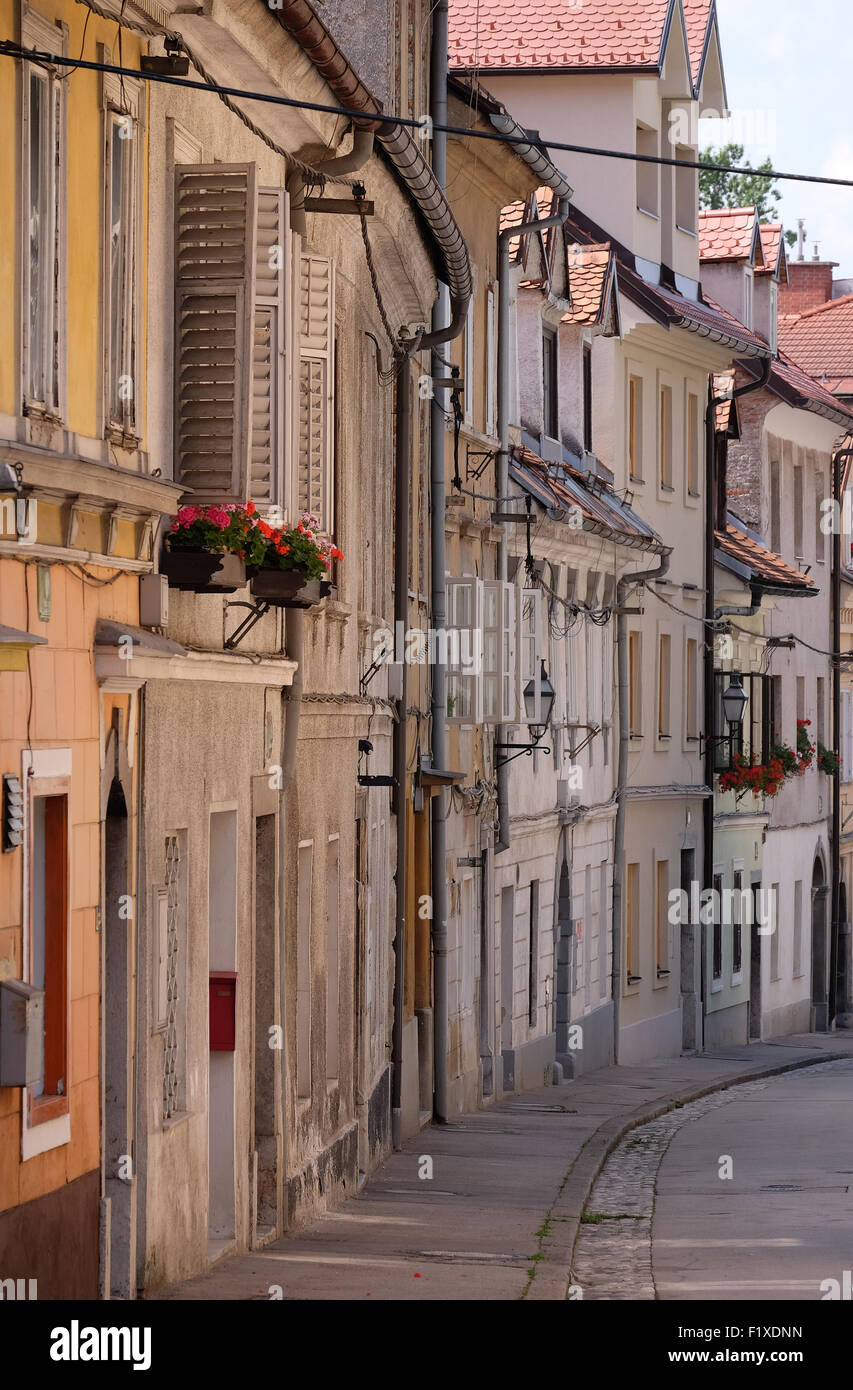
[629,474,645,485]
[162,1109,193,1133]
[23,401,63,426]
[676,225,699,240]
[28,1090,70,1127]
[637,207,660,222]
[659,482,675,494]
[710,978,723,994]
[629,733,644,741]
[731,971,744,988]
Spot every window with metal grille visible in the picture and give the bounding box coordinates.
[732,869,743,976]
[161,833,186,1122]
[712,873,723,980]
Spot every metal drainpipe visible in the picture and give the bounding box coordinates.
[830,445,853,1027]
[495,197,570,853]
[702,358,770,1048]
[429,0,451,1125]
[391,347,414,1148]
[611,549,670,1064]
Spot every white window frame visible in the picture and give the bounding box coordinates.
[462,295,474,427]
[743,267,754,330]
[101,54,142,442]
[20,7,68,421]
[446,576,517,725]
[486,284,497,439]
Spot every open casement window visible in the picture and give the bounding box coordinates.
[102,58,142,441]
[22,48,65,419]
[297,252,335,532]
[175,164,289,506]
[482,580,516,723]
[446,577,482,724]
[518,586,545,725]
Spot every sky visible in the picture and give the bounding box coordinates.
[699,0,853,279]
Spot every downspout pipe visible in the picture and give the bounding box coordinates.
[611,549,671,1064]
[830,445,853,1028]
[701,356,770,1048]
[391,348,413,1148]
[495,196,570,854]
[430,0,451,1125]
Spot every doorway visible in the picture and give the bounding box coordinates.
[811,855,829,1031]
[749,876,762,1040]
[500,886,515,1053]
[208,810,237,1252]
[103,773,133,1297]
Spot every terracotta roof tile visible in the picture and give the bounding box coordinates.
[716,521,816,591]
[757,223,785,277]
[698,207,763,264]
[713,370,735,432]
[563,242,613,325]
[511,445,665,549]
[448,1,674,73]
[778,294,853,395]
[682,0,713,83]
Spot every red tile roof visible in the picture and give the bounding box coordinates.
[698,208,764,264]
[448,1,676,74]
[757,223,786,278]
[511,446,665,549]
[716,521,816,591]
[778,294,853,396]
[713,370,735,432]
[563,243,615,325]
[682,0,713,83]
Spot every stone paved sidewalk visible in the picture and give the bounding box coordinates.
[150,1031,853,1302]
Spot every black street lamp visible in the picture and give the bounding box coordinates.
[700,671,749,754]
[496,660,555,766]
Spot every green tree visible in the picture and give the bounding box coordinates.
[699,142,782,222]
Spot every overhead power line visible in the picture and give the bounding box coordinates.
[3,40,853,192]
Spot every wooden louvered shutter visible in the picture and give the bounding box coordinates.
[251,188,287,508]
[175,163,256,501]
[298,253,335,530]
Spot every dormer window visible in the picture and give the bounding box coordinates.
[674,145,697,235]
[769,280,778,355]
[743,267,754,329]
[636,124,659,218]
[542,326,558,440]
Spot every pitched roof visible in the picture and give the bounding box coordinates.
[698,208,764,265]
[778,293,853,395]
[448,1,683,75]
[713,370,736,433]
[563,242,615,325]
[510,446,666,550]
[716,520,816,593]
[757,223,787,279]
[682,0,714,84]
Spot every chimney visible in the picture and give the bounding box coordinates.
[778,230,837,316]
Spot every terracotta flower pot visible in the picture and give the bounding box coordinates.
[161,549,246,593]
[249,569,327,608]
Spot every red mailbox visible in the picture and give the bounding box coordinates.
[209,971,237,1051]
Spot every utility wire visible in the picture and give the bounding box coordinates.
[5,40,853,193]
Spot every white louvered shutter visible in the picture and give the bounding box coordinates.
[519,586,545,725]
[298,253,335,529]
[482,579,516,724]
[841,690,853,783]
[446,577,482,724]
[251,188,287,508]
[175,164,256,501]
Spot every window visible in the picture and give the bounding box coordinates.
[685,638,698,740]
[462,295,474,426]
[296,841,312,1098]
[518,586,545,726]
[743,268,754,329]
[299,253,335,531]
[769,674,782,746]
[769,460,781,553]
[817,676,825,749]
[325,837,340,1082]
[656,859,669,977]
[104,98,139,437]
[29,788,69,1121]
[582,343,593,454]
[446,577,517,725]
[659,385,673,489]
[841,690,853,783]
[796,675,805,730]
[714,672,767,772]
[628,374,643,480]
[528,880,539,1025]
[770,883,780,981]
[486,285,497,438]
[629,632,642,735]
[636,124,659,215]
[626,862,639,984]
[732,869,743,977]
[769,281,778,354]
[675,145,697,233]
[687,392,700,496]
[174,164,296,512]
[793,464,804,557]
[23,54,65,416]
[159,832,187,1121]
[542,326,558,440]
[815,472,825,563]
[712,872,723,980]
[658,633,671,738]
[793,879,803,977]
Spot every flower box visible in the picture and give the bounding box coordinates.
[249,570,331,608]
[161,548,246,593]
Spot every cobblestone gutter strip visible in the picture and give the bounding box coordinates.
[523,1047,853,1301]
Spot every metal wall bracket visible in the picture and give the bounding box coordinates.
[223,600,272,650]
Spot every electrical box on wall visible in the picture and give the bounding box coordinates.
[209,972,237,1051]
[0,979,44,1087]
[139,572,169,628]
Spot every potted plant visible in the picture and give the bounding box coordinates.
[817,742,840,776]
[162,503,264,592]
[249,512,342,608]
